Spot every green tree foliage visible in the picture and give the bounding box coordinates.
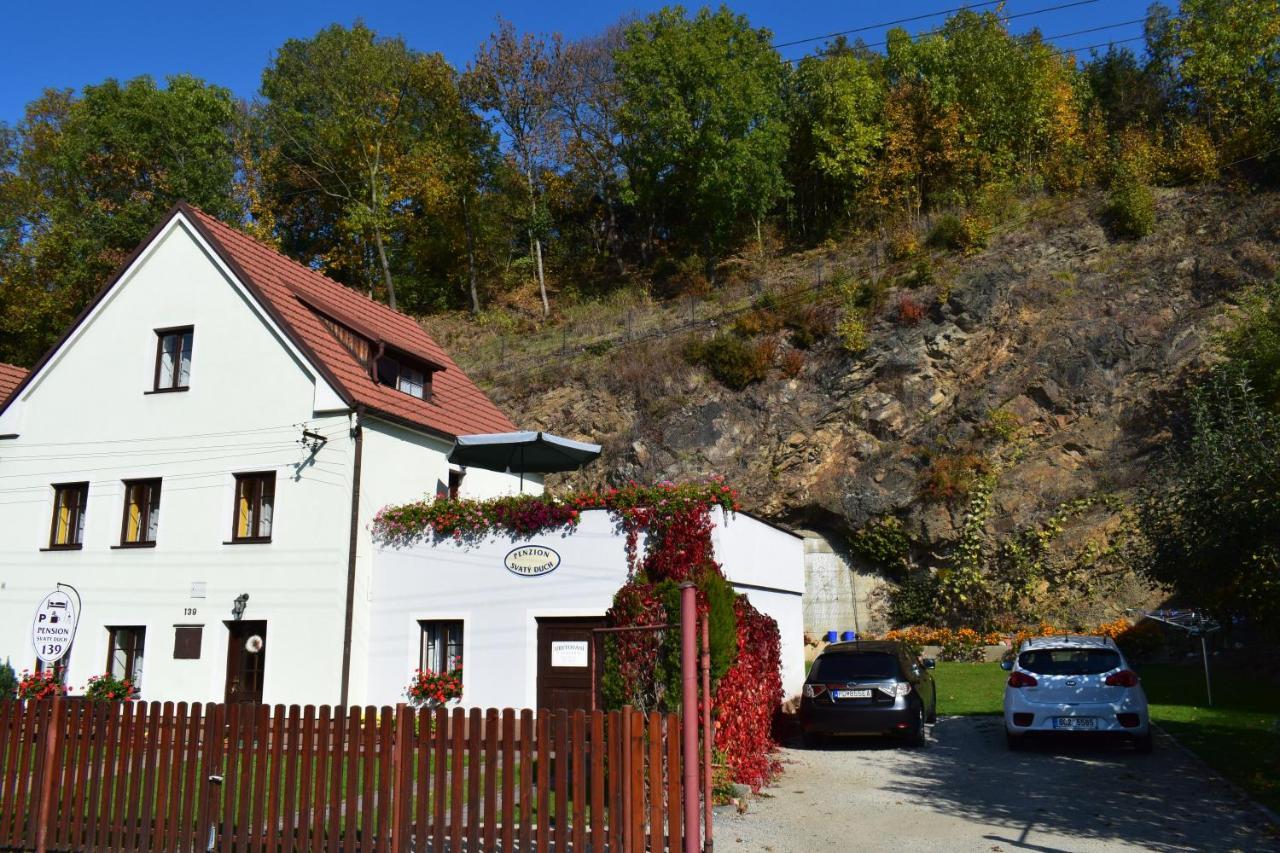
[1083,46,1168,132]
[1152,0,1280,166]
[0,75,238,365]
[1219,281,1280,410]
[1136,370,1280,635]
[615,5,789,263]
[259,22,489,312]
[784,41,884,237]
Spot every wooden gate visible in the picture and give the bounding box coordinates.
[0,699,694,852]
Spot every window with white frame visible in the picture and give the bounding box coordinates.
[419,620,463,675]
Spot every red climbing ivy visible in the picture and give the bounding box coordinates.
[372,476,782,789]
[713,597,783,791]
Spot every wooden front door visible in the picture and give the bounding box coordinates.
[224,620,267,704]
[536,617,607,712]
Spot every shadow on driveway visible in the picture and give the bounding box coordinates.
[875,716,1278,852]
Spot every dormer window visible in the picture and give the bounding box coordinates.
[377,353,433,400]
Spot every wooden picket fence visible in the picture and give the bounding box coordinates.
[0,699,693,852]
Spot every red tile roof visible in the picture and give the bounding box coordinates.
[0,362,26,404]
[181,205,517,438]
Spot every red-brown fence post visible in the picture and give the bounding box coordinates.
[680,582,700,853]
[392,704,413,852]
[34,697,65,853]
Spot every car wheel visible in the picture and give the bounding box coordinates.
[907,710,926,747]
[1134,731,1154,754]
[926,700,938,725]
[802,731,825,749]
[1006,729,1025,751]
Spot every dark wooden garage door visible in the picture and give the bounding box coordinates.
[536,617,607,712]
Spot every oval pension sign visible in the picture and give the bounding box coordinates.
[504,545,561,577]
[31,590,79,664]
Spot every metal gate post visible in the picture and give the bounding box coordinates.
[680,582,700,853]
[701,616,713,852]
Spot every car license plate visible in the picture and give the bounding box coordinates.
[832,689,872,699]
[1053,717,1097,730]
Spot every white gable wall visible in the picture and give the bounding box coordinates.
[0,218,356,705]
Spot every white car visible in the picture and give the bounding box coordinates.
[1002,635,1152,752]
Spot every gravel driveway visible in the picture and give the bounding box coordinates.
[716,716,1279,852]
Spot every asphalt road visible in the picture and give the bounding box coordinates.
[715,716,1279,852]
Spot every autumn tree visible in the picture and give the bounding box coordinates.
[465,20,559,317]
[0,75,238,365]
[548,25,629,276]
[615,5,789,266]
[259,23,478,311]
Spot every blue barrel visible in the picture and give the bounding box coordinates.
[841,631,857,642]
[825,630,839,643]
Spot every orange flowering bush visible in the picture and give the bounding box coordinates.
[883,619,1161,662]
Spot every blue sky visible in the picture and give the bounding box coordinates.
[2,0,1155,126]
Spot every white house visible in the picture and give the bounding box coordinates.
[0,203,807,714]
[0,203,534,708]
[365,506,806,710]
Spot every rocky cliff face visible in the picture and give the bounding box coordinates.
[476,188,1280,628]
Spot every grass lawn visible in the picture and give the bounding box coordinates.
[932,660,1280,813]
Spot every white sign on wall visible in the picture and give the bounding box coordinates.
[551,640,589,668]
[504,545,561,577]
[31,589,79,664]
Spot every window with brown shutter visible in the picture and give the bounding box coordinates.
[232,472,275,543]
[173,625,203,660]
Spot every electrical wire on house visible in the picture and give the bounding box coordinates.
[0,417,350,450]
[0,441,347,484]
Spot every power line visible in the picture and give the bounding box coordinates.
[772,0,1005,49]
[780,0,1103,60]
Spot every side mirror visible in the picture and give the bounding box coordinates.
[1000,659,1014,671]
[922,658,936,669]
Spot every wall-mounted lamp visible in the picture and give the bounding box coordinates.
[231,593,249,621]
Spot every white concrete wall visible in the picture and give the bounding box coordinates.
[799,530,891,639]
[0,217,356,706]
[366,508,805,709]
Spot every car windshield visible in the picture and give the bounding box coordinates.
[810,652,901,681]
[1018,648,1121,676]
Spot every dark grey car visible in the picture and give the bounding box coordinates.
[798,640,937,747]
